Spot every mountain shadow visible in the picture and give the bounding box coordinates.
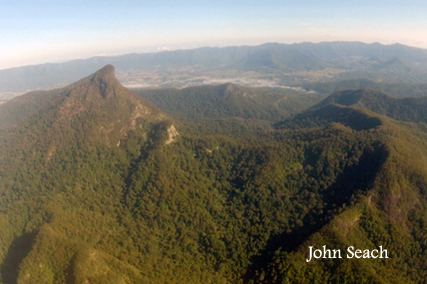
[244,144,387,282]
[1,232,37,284]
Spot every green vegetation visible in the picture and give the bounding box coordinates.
[304,79,427,98]
[134,83,320,122]
[317,89,427,122]
[0,65,426,283]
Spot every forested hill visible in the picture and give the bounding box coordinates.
[274,88,427,131]
[0,64,166,131]
[317,89,427,122]
[251,111,427,284]
[304,79,427,98]
[0,66,426,283]
[134,83,321,122]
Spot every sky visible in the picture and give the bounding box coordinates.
[1,0,427,69]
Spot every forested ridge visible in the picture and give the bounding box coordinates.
[0,65,426,283]
[134,83,321,122]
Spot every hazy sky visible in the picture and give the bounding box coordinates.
[1,0,427,69]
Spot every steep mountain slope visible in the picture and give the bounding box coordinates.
[0,65,177,283]
[252,124,427,284]
[256,89,427,283]
[1,67,426,283]
[0,65,165,130]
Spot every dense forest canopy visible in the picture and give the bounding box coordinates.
[0,65,426,283]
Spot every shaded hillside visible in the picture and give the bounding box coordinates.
[275,89,427,132]
[274,104,382,131]
[134,83,320,122]
[252,90,427,283]
[319,89,427,123]
[249,120,427,284]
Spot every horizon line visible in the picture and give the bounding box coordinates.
[1,40,426,71]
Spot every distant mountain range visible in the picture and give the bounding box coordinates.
[2,41,427,93]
